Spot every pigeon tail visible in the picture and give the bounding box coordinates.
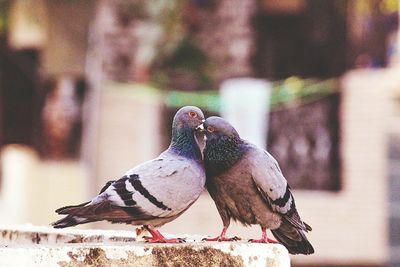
[55,201,91,215]
[53,201,94,228]
[271,219,314,255]
[52,215,92,228]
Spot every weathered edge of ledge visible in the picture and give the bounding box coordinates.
[0,225,290,267]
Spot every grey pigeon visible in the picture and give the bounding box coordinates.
[202,116,314,255]
[52,106,206,243]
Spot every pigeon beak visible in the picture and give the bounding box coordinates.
[196,121,205,131]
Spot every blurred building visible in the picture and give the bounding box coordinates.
[0,0,399,266]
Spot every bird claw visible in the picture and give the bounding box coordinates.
[231,236,241,241]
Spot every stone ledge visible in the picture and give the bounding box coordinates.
[0,225,290,267]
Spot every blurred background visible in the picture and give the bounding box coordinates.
[0,0,399,266]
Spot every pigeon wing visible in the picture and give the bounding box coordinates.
[96,154,204,219]
[248,145,310,231]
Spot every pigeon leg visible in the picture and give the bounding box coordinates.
[249,227,278,243]
[142,225,184,243]
[203,227,241,241]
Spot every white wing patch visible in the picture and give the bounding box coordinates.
[249,146,293,215]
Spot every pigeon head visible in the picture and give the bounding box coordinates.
[203,116,240,142]
[172,106,205,130]
[203,117,245,176]
[170,106,205,160]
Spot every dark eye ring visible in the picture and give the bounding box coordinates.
[207,126,215,133]
[189,111,197,118]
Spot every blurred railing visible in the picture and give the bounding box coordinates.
[164,77,339,113]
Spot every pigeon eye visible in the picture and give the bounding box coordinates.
[207,126,215,133]
[189,111,197,118]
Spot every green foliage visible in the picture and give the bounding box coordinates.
[152,38,214,91]
[133,1,215,91]
[143,0,186,64]
[104,0,213,90]
[164,39,208,71]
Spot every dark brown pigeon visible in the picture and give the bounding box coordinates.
[52,106,206,243]
[202,116,314,255]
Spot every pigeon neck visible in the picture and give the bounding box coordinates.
[204,137,245,176]
[170,126,202,161]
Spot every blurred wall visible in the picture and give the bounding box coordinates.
[0,145,85,226]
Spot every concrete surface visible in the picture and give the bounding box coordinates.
[0,225,290,267]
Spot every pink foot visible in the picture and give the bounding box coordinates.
[249,227,278,243]
[202,227,241,242]
[143,226,185,243]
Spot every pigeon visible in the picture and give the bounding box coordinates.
[202,116,314,255]
[52,106,206,243]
